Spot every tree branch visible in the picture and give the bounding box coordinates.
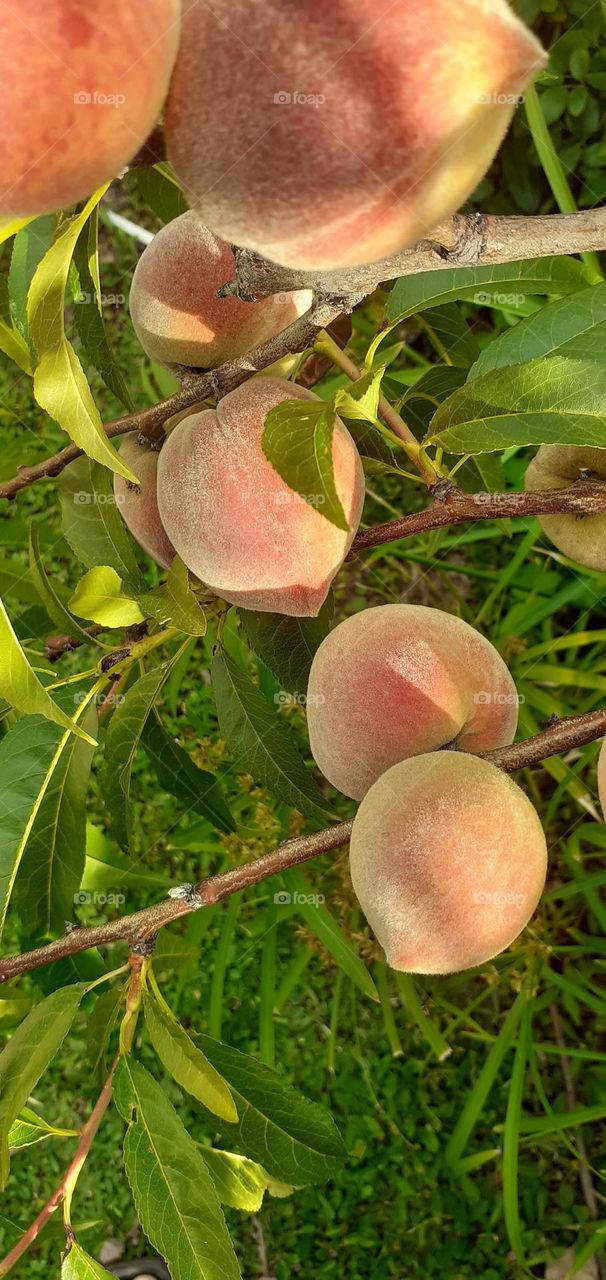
[2,710,605,985]
[350,480,606,554]
[0,298,344,500]
[220,207,606,302]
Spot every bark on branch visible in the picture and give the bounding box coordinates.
[2,709,605,985]
[350,479,606,554]
[220,207,606,302]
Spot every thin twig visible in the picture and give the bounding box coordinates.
[0,299,343,500]
[350,481,606,554]
[2,709,606,984]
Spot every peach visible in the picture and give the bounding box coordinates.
[306,604,519,800]
[350,752,547,974]
[0,0,180,219]
[156,377,365,615]
[164,0,545,271]
[114,435,176,570]
[129,212,312,369]
[525,446,606,572]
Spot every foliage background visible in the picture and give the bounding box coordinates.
[0,1,605,1277]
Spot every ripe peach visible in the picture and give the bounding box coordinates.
[129,212,313,369]
[306,604,519,800]
[164,0,545,271]
[524,446,606,571]
[114,436,176,570]
[0,0,180,218]
[156,377,365,615]
[350,752,547,974]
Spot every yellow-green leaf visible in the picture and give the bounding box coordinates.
[69,566,144,628]
[0,599,95,744]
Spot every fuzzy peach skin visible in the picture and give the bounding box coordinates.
[129,212,313,369]
[0,0,180,219]
[164,0,545,271]
[114,436,176,570]
[525,445,606,572]
[350,752,547,974]
[156,378,365,616]
[306,604,519,800]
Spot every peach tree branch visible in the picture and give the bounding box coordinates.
[1,708,605,985]
[220,206,606,301]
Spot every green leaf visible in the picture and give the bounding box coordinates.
[388,256,595,323]
[27,190,136,481]
[83,822,171,894]
[72,213,133,411]
[8,1105,77,1150]
[427,356,606,454]
[58,456,141,591]
[334,367,384,423]
[0,599,96,744]
[519,1102,606,1134]
[417,303,480,368]
[69,566,144,629]
[211,651,330,822]
[114,1057,241,1280]
[141,715,235,833]
[445,991,526,1165]
[239,594,333,693]
[136,165,189,224]
[9,214,57,345]
[144,990,238,1122]
[86,986,124,1086]
[400,366,467,437]
[502,1003,532,1265]
[13,698,97,937]
[262,398,350,530]
[139,558,207,636]
[0,985,82,1187]
[28,523,93,642]
[0,317,32,373]
[192,1031,346,1185]
[469,281,606,379]
[284,866,378,1002]
[62,1241,116,1280]
[199,1147,294,1212]
[102,664,173,847]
